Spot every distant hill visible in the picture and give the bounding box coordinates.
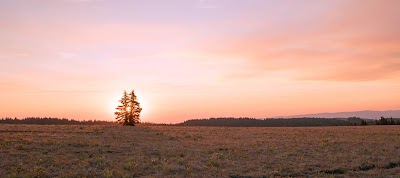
[277,110,400,120]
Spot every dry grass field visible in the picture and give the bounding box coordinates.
[1,125,400,177]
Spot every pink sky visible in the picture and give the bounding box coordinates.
[1,0,399,123]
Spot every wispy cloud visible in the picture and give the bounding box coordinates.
[201,0,400,82]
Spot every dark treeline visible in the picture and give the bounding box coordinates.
[178,117,379,127]
[0,117,117,125]
[2,117,398,127]
[376,117,400,125]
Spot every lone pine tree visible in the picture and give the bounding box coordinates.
[115,90,142,126]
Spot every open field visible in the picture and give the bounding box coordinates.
[1,125,400,177]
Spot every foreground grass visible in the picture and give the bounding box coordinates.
[0,125,399,177]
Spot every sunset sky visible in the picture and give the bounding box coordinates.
[1,0,399,123]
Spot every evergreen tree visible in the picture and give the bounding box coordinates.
[114,90,142,126]
[115,90,130,125]
[380,117,388,125]
[128,90,142,125]
[390,118,396,125]
[361,120,368,126]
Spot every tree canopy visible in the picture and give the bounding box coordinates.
[115,90,142,126]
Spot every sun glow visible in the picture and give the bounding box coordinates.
[108,91,149,120]
[109,94,121,114]
[138,96,148,118]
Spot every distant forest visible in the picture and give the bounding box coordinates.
[0,117,117,125]
[178,117,400,127]
[1,116,399,127]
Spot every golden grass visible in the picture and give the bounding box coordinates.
[1,125,400,177]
